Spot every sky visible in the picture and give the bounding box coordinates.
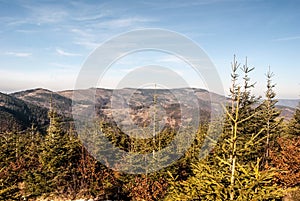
[0,0,299,98]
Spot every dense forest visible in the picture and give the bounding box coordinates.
[1,57,300,201]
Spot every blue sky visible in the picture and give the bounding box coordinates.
[0,0,299,98]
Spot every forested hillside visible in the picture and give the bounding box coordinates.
[0,87,297,134]
[0,92,49,132]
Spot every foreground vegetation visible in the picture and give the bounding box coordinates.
[1,57,300,200]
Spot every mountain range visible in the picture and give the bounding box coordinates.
[0,88,298,133]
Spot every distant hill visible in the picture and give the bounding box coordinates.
[62,87,226,128]
[276,105,296,120]
[12,88,72,116]
[277,99,299,109]
[275,99,299,120]
[0,88,298,133]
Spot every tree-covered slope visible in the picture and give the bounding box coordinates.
[12,88,72,116]
[0,92,48,132]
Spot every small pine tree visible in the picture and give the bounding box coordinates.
[288,103,300,136]
[257,68,282,166]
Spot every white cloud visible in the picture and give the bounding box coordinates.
[73,41,101,49]
[70,28,101,49]
[142,0,225,9]
[49,62,77,69]
[22,3,69,25]
[5,51,32,57]
[16,29,39,34]
[71,28,94,38]
[94,17,155,29]
[273,36,300,42]
[2,4,69,28]
[71,16,154,49]
[56,48,81,57]
[69,1,112,21]
[158,55,184,64]
[74,13,106,22]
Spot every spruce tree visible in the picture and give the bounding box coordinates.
[0,131,22,200]
[166,56,284,201]
[27,104,82,199]
[0,129,39,200]
[288,102,300,136]
[22,126,43,199]
[257,68,282,166]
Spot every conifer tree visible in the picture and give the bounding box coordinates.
[27,104,82,198]
[166,56,284,201]
[288,102,300,136]
[258,68,282,166]
[0,131,22,200]
[0,129,39,200]
[22,126,43,199]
